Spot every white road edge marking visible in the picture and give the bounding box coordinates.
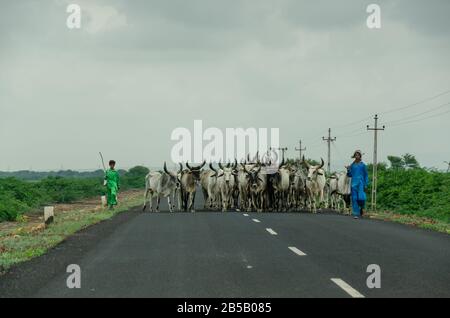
[288,246,307,256]
[252,219,261,223]
[243,214,249,216]
[266,228,278,235]
[331,278,365,298]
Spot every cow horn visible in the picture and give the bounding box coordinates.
[226,162,231,168]
[209,163,217,173]
[164,162,170,175]
[279,158,285,169]
[187,160,206,171]
[302,156,311,169]
[233,159,238,169]
[178,163,183,174]
[241,163,250,174]
[218,161,224,170]
[319,158,325,169]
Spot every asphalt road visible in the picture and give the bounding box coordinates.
[1,192,449,298]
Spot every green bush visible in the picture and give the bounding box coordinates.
[0,166,149,222]
[372,168,450,223]
[121,166,149,189]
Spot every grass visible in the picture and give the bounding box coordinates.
[0,191,142,273]
[366,210,450,235]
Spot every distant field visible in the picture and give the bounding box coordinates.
[0,166,149,222]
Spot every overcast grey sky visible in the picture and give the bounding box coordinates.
[1,0,449,171]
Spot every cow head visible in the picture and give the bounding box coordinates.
[218,160,238,184]
[164,162,181,189]
[185,161,206,181]
[302,157,325,181]
[242,164,263,189]
[288,166,298,187]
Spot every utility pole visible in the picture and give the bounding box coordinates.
[322,128,336,175]
[367,114,385,211]
[295,140,306,161]
[270,147,288,162]
[445,161,450,173]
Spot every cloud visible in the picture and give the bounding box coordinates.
[0,0,449,170]
[82,3,128,34]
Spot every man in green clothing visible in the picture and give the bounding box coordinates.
[104,160,120,209]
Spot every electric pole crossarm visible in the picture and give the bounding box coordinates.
[270,147,288,162]
[295,140,306,161]
[322,128,336,175]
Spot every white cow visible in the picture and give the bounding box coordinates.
[236,162,256,211]
[289,166,307,211]
[329,171,351,213]
[242,164,267,212]
[303,157,326,213]
[270,160,291,211]
[143,162,181,212]
[180,161,206,212]
[214,161,238,212]
[200,163,220,209]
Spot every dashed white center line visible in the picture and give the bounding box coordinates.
[331,278,365,298]
[243,214,249,216]
[288,246,307,256]
[252,219,261,223]
[266,228,278,235]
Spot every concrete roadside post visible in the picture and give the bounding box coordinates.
[44,206,54,225]
[101,195,107,208]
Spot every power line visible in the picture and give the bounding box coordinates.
[338,131,370,139]
[390,108,450,128]
[384,101,450,126]
[332,89,450,137]
[380,88,450,116]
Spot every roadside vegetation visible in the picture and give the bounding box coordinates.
[0,190,143,272]
[0,166,149,222]
[291,153,450,229]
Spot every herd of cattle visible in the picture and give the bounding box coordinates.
[142,155,352,214]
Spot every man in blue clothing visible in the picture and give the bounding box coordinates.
[346,150,370,219]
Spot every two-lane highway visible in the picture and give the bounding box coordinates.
[0,193,449,298]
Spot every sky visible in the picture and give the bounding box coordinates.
[1,0,449,171]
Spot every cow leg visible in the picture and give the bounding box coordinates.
[167,196,173,212]
[188,192,196,212]
[156,196,161,212]
[149,193,154,212]
[172,191,177,211]
[143,188,149,211]
[221,189,227,212]
[202,188,209,209]
[183,191,188,212]
[259,194,264,213]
